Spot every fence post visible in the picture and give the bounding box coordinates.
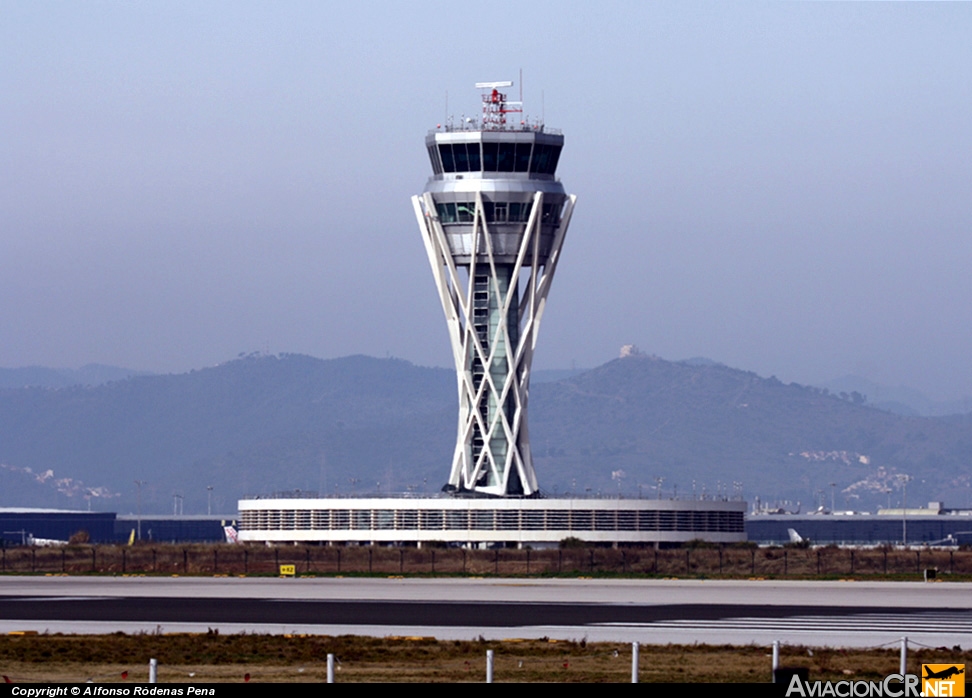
[900,637,907,675]
[368,548,373,574]
[486,649,494,683]
[306,547,311,573]
[772,640,780,681]
[149,658,157,684]
[327,654,335,683]
[631,642,640,683]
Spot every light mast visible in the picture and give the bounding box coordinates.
[412,81,576,497]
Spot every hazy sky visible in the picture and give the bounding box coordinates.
[2,2,971,400]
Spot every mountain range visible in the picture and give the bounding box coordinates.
[1,353,971,515]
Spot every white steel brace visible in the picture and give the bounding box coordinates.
[412,191,577,496]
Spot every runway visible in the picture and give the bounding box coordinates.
[2,576,970,647]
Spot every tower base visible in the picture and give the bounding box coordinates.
[238,496,747,547]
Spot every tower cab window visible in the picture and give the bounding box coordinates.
[434,140,560,176]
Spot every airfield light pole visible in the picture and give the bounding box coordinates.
[134,480,146,541]
[207,485,214,516]
[413,80,576,497]
[899,474,911,546]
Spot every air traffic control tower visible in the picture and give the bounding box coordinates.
[412,82,577,498]
[238,83,746,547]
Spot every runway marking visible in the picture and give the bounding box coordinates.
[6,596,112,602]
[599,611,972,634]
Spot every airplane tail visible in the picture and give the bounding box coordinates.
[223,524,239,544]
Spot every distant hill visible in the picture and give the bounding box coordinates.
[531,355,972,510]
[1,353,971,514]
[531,369,589,383]
[0,364,150,389]
[819,375,972,417]
[0,355,455,514]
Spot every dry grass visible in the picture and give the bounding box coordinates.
[2,633,969,683]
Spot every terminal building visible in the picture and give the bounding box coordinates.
[748,503,972,546]
[0,508,232,546]
[0,508,115,545]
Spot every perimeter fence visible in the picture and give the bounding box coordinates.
[1,543,970,577]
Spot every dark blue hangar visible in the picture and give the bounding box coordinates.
[0,508,231,545]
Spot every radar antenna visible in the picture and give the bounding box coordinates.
[475,80,522,130]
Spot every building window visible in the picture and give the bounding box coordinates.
[482,142,498,171]
[374,510,394,530]
[445,510,468,530]
[420,510,443,530]
[457,202,475,223]
[594,511,616,531]
[570,510,593,531]
[514,143,532,172]
[497,143,515,172]
[472,510,494,530]
[438,144,456,172]
[428,146,442,175]
[397,510,418,530]
[332,510,350,529]
[352,510,372,530]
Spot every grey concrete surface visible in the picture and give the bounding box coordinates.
[2,577,969,647]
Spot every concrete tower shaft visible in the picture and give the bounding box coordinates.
[412,83,576,497]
